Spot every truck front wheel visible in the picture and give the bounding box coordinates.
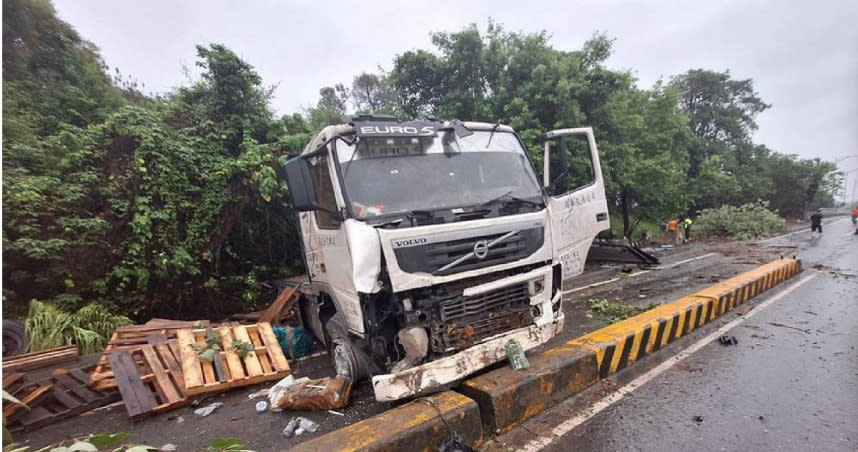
[325,315,371,380]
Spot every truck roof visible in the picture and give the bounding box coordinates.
[300,118,515,155]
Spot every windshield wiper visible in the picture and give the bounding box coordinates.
[479,191,542,208]
[485,120,501,148]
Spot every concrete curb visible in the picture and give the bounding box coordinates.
[289,391,483,452]
[460,258,802,434]
[292,258,801,449]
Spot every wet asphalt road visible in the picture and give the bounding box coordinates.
[507,218,858,452]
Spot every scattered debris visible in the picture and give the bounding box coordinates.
[676,362,703,373]
[248,389,269,399]
[803,310,817,316]
[255,401,268,413]
[327,410,344,416]
[176,416,184,424]
[160,444,177,451]
[737,305,754,315]
[505,339,530,371]
[282,417,320,438]
[811,264,830,271]
[718,335,738,346]
[693,415,704,424]
[194,402,223,417]
[767,322,811,334]
[271,376,353,411]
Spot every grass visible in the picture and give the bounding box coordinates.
[586,298,661,325]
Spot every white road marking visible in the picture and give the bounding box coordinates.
[521,272,819,452]
[758,217,850,243]
[563,252,717,294]
[655,252,717,270]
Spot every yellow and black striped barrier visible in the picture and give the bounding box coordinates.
[570,258,801,378]
[461,257,801,434]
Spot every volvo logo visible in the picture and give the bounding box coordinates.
[473,240,489,259]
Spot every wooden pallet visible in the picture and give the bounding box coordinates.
[108,340,187,419]
[177,323,290,396]
[3,367,120,432]
[90,320,209,390]
[2,345,78,373]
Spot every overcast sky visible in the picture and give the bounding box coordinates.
[53,0,858,198]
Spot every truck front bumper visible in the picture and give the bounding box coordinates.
[371,306,565,402]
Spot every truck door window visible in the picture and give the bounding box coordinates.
[309,152,341,229]
[546,134,595,196]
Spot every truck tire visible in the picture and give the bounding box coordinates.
[325,315,370,380]
[3,319,29,357]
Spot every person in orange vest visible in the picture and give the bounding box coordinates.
[852,205,858,226]
[667,218,681,245]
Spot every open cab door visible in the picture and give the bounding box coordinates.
[543,127,610,280]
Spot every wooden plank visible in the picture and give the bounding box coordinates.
[3,347,78,373]
[52,373,100,403]
[176,329,204,389]
[257,322,290,373]
[195,333,217,385]
[4,385,52,418]
[147,334,169,345]
[154,341,185,394]
[2,346,76,362]
[246,326,272,374]
[259,286,297,324]
[108,352,157,418]
[233,326,263,377]
[3,372,26,390]
[140,346,182,404]
[49,386,81,410]
[217,327,245,380]
[14,406,53,428]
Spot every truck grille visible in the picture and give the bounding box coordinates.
[392,225,544,275]
[429,281,533,353]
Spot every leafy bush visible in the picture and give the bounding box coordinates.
[24,300,132,354]
[694,201,787,239]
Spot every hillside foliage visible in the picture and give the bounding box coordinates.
[2,3,839,320]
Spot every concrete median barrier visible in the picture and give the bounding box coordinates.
[459,258,802,434]
[289,391,483,452]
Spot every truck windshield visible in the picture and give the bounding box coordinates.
[335,130,544,220]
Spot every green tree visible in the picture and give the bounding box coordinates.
[351,71,397,113]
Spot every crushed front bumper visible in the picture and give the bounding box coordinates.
[371,306,564,402]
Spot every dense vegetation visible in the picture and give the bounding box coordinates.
[2,2,839,320]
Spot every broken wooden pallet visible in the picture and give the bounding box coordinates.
[3,367,120,432]
[2,345,78,373]
[90,320,209,390]
[177,322,290,396]
[108,340,186,419]
[259,286,299,324]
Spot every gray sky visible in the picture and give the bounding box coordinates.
[53,0,858,200]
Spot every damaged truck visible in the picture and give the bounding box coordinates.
[283,116,609,401]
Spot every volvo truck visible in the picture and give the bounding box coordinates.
[283,116,609,401]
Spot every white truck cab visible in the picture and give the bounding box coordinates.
[284,116,608,401]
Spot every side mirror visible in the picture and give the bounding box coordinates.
[284,156,319,212]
